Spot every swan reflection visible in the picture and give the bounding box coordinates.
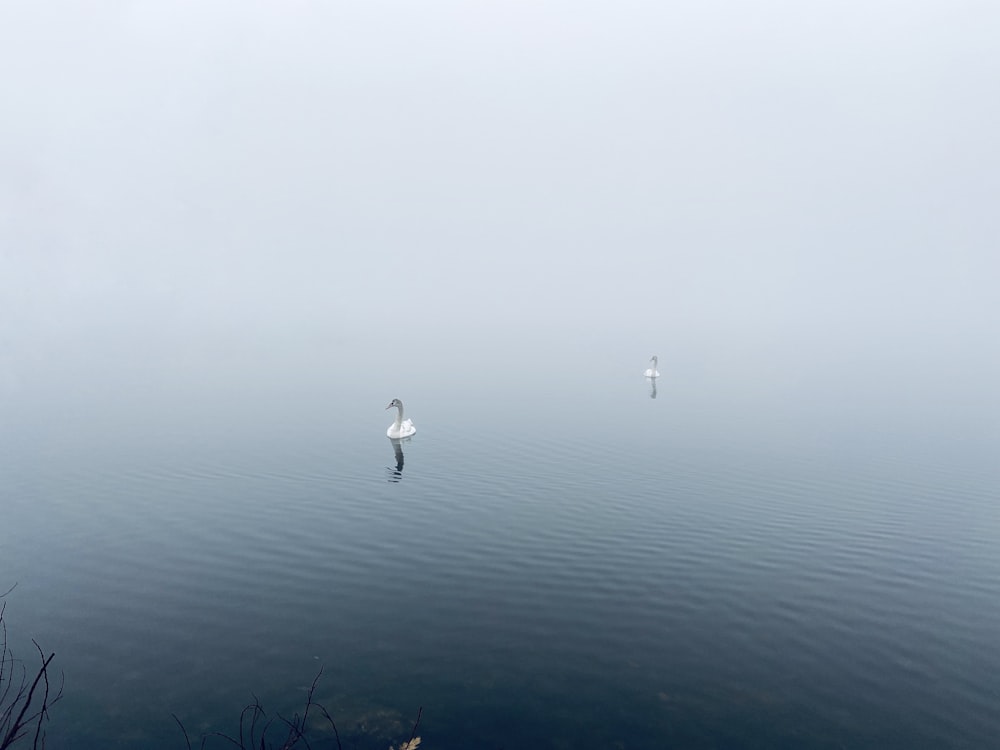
[648,377,657,399]
[387,438,405,482]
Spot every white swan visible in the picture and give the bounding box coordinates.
[385,398,416,439]
[644,355,660,378]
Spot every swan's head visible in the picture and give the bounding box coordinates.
[386,398,403,410]
[650,355,658,364]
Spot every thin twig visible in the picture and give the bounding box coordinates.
[29,642,50,750]
[172,714,194,750]
[307,702,342,750]
[406,707,423,747]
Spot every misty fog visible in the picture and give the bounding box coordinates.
[2,1,997,453]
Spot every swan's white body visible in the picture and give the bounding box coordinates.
[644,355,660,378]
[386,398,416,439]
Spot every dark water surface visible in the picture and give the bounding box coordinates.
[2,357,998,749]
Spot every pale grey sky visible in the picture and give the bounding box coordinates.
[2,1,998,438]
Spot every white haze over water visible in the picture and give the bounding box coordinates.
[1,1,998,459]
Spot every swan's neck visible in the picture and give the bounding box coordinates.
[651,357,658,368]
[393,404,404,426]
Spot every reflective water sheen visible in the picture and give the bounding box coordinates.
[2,357,998,750]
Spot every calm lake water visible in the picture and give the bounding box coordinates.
[2,341,998,749]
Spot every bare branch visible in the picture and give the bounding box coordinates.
[172,714,194,750]
[406,707,423,749]
[306,703,341,750]
[0,599,60,750]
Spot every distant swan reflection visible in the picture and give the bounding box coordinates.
[648,377,657,399]
[387,438,405,483]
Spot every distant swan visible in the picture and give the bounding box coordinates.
[386,398,416,439]
[644,356,660,378]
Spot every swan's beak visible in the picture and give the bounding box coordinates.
[385,403,393,410]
